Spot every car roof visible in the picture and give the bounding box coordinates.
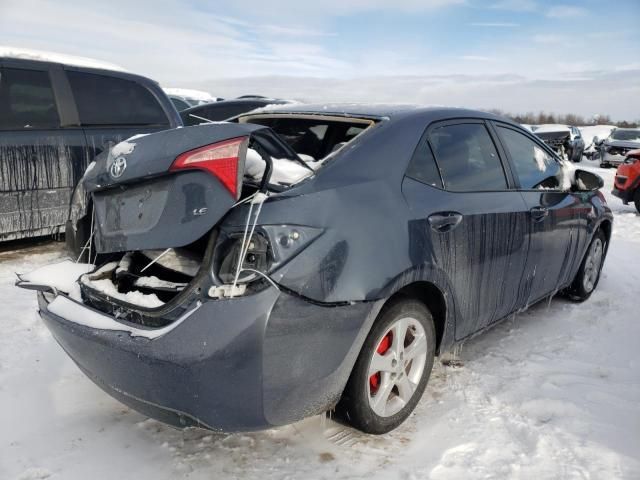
[244,103,518,125]
[183,98,289,112]
[0,53,160,87]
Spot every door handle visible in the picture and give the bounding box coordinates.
[428,212,463,233]
[530,206,549,222]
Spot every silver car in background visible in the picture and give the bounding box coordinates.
[597,128,640,167]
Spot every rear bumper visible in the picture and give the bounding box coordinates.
[602,153,626,165]
[37,288,375,431]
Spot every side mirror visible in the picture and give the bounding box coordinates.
[574,169,604,191]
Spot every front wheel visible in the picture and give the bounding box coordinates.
[564,229,606,302]
[336,299,436,434]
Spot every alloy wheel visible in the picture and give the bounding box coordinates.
[583,237,603,293]
[367,317,428,417]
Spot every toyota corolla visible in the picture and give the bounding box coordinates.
[18,105,612,434]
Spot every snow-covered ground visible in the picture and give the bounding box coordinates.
[1,163,638,480]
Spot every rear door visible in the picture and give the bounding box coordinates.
[65,69,173,161]
[0,61,86,241]
[403,120,530,339]
[492,123,585,303]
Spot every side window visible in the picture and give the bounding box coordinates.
[67,71,168,126]
[429,123,507,191]
[0,67,60,129]
[406,136,443,188]
[496,126,562,190]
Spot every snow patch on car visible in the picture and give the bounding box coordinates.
[0,45,126,71]
[245,148,313,185]
[46,294,201,340]
[134,276,187,290]
[81,277,165,308]
[16,259,94,300]
[141,249,201,277]
[163,88,217,103]
[110,140,137,157]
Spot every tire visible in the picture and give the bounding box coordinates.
[634,189,640,214]
[564,229,606,302]
[336,299,436,434]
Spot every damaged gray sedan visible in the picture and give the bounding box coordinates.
[18,105,612,434]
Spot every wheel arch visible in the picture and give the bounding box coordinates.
[380,281,450,355]
[598,218,612,248]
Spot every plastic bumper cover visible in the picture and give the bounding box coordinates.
[37,287,375,431]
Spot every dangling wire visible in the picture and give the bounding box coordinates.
[75,204,95,264]
[140,248,172,273]
[230,192,268,297]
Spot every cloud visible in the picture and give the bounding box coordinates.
[470,22,520,27]
[1,0,636,120]
[256,25,337,37]
[490,0,537,11]
[533,34,564,43]
[547,5,588,18]
[0,0,350,79]
[459,55,497,61]
[194,71,640,121]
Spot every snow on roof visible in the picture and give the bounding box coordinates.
[163,88,216,102]
[0,46,126,72]
[578,125,616,146]
[534,124,571,133]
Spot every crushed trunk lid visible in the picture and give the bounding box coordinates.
[83,123,302,253]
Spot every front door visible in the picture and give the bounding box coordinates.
[492,123,581,304]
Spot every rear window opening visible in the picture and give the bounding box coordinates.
[239,114,376,163]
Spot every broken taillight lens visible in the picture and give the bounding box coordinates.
[170,136,249,199]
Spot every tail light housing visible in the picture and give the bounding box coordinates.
[170,136,249,199]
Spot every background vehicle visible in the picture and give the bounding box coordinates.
[28,106,612,435]
[180,97,290,125]
[596,128,640,168]
[612,149,640,212]
[163,87,219,111]
[534,124,585,162]
[579,124,615,161]
[0,54,181,243]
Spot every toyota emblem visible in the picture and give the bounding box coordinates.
[110,157,127,179]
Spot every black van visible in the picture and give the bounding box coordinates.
[0,56,181,243]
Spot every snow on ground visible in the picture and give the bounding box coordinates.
[1,163,639,480]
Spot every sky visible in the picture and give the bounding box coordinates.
[1,0,639,120]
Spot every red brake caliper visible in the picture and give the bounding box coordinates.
[370,331,393,394]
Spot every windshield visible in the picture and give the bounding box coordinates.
[611,129,640,142]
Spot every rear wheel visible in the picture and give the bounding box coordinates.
[634,189,640,214]
[336,299,435,434]
[564,229,606,302]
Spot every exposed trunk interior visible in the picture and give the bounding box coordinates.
[79,232,212,321]
[78,114,377,320]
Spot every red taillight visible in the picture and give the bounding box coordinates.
[170,136,248,198]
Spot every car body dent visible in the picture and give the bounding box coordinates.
[37,285,382,431]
